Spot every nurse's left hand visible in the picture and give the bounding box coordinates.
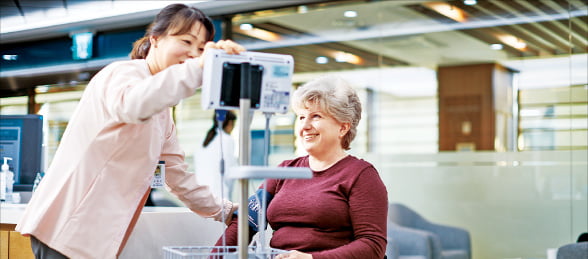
[275,251,312,259]
[199,39,246,68]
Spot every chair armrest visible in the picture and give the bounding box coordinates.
[416,221,471,258]
[388,224,443,259]
[385,236,399,259]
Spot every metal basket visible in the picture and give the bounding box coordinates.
[162,246,287,259]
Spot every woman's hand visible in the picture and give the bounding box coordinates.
[199,39,246,68]
[275,250,313,259]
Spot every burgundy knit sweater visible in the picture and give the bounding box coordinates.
[216,155,388,259]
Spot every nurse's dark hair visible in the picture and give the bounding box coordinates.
[130,3,215,59]
[203,110,237,148]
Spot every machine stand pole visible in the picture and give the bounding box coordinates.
[237,63,252,259]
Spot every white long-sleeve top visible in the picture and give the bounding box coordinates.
[16,58,230,259]
[194,130,238,200]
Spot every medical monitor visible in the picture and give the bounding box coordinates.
[201,49,294,113]
[0,114,43,191]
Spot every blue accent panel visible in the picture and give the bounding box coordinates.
[213,19,223,42]
[0,26,147,71]
[95,28,145,59]
[1,37,73,70]
[250,130,267,166]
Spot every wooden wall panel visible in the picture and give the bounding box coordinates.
[438,63,512,151]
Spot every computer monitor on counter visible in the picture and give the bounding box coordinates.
[0,114,43,191]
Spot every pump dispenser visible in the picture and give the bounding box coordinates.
[1,157,14,202]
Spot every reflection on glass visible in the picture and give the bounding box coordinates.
[0,1,586,258]
[226,1,587,258]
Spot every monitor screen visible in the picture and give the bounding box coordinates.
[0,114,43,191]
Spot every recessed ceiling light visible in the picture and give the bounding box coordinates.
[333,51,362,64]
[315,56,328,64]
[463,0,477,5]
[424,2,468,22]
[497,34,527,50]
[298,5,308,14]
[514,41,527,49]
[240,23,253,31]
[2,54,18,61]
[490,44,503,50]
[239,27,281,42]
[344,11,357,18]
[35,85,50,93]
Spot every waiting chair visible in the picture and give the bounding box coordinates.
[386,203,471,259]
[556,241,588,259]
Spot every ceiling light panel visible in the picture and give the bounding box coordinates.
[423,2,469,23]
[344,10,357,18]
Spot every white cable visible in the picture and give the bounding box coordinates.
[256,112,273,254]
[217,117,227,249]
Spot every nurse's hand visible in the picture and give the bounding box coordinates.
[275,251,312,259]
[211,199,239,225]
[199,39,246,68]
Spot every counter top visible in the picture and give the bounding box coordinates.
[1,203,224,259]
[0,203,28,224]
[120,207,224,259]
[0,203,195,224]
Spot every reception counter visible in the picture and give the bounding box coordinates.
[0,203,225,259]
[1,203,33,259]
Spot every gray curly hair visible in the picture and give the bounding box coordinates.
[291,75,362,150]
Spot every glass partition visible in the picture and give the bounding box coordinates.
[176,1,588,258]
[1,1,585,258]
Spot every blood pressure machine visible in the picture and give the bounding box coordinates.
[168,49,312,258]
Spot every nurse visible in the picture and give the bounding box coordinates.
[194,110,238,200]
[16,4,244,259]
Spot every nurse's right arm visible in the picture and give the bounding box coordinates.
[103,59,203,124]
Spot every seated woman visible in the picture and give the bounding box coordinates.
[215,75,388,259]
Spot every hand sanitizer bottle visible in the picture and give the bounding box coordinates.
[1,157,14,203]
[0,164,5,201]
[32,172,45,193]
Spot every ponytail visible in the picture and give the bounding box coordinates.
[130,36,151,59]
[203,125,218,148]
[202,110,237,147]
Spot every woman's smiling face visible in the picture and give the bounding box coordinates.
[295,102,347,156]
[148,21,207,74]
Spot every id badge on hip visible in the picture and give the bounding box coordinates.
[151,161,165,188]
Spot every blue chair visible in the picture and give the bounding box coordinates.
[386,203,471,259]
[556,241,588,259]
